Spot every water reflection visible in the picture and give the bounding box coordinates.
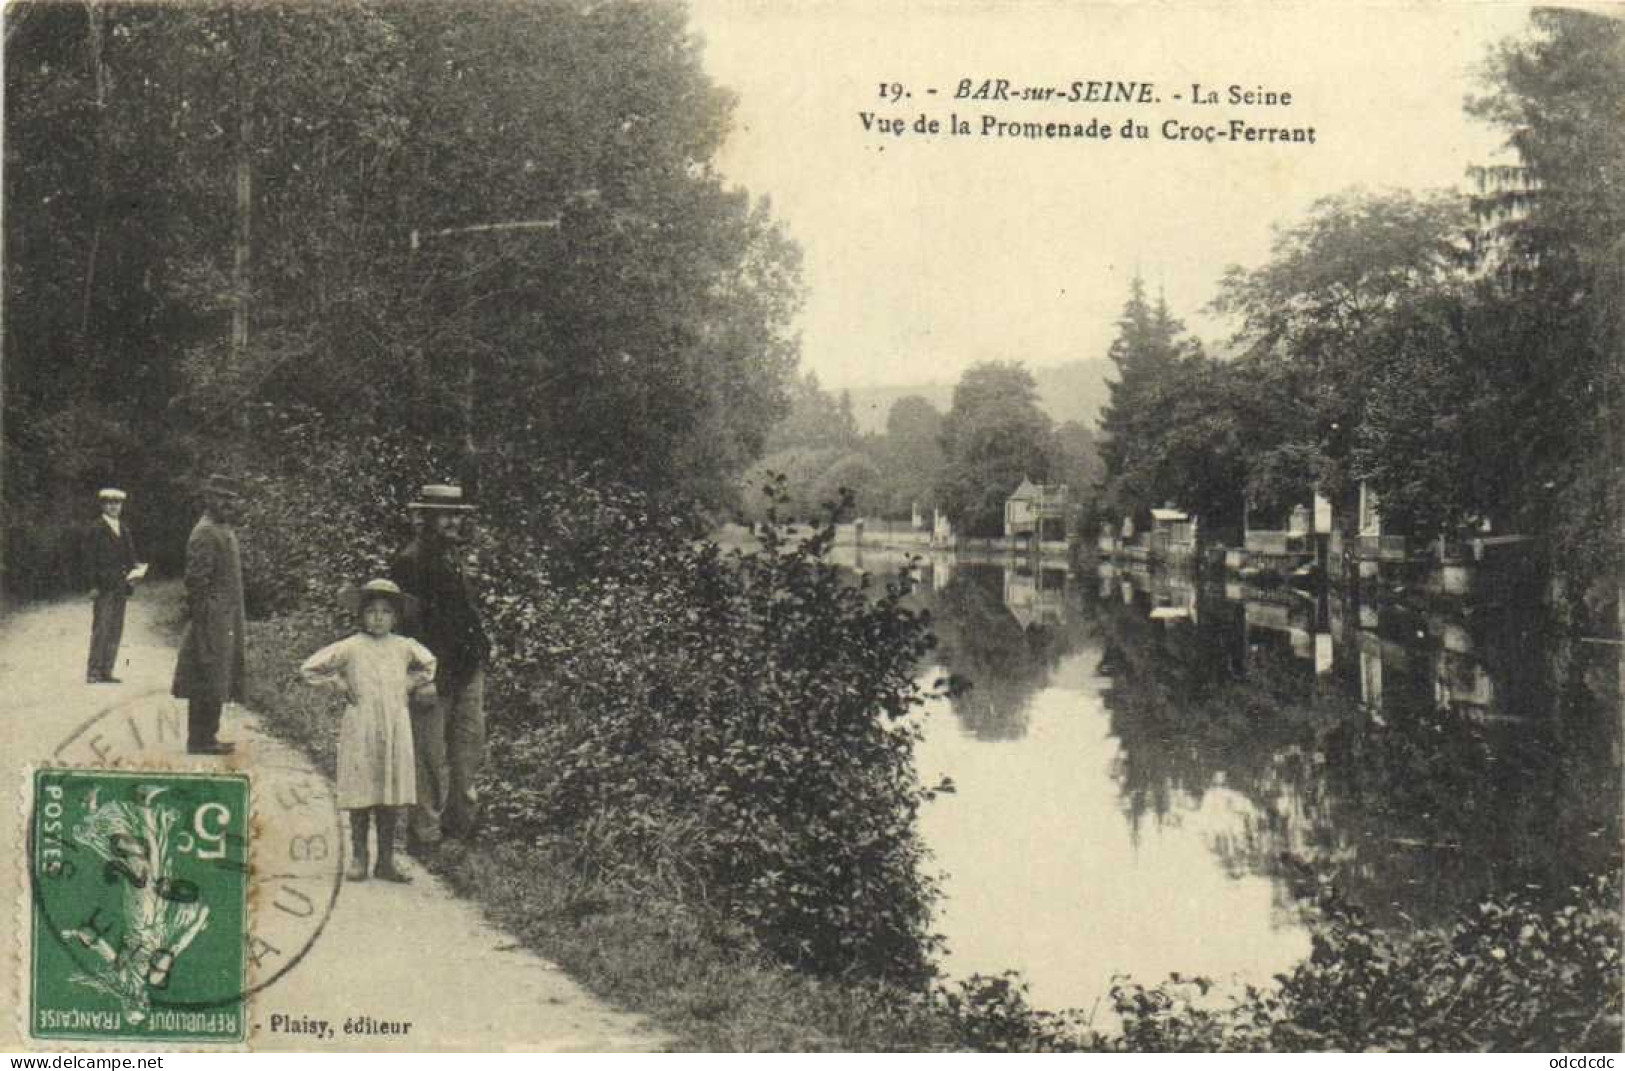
[1089,565,1620,927]
[925,563,1092,740]
[844,548,1621,1013]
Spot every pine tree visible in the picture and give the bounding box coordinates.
[1096,277,1200,525]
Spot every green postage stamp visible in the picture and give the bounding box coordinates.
[28,768,250,1043]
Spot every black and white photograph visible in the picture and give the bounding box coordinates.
[3,0,1621,1054]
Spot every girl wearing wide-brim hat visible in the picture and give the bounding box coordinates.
[300,579,437,883]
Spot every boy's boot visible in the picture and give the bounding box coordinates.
[373,808,412,884]
[347,810,370,882]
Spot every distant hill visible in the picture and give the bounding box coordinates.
[842,358,1114,435]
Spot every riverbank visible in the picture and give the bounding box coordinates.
[242,608,959,1050]
[240,587,1622,1052]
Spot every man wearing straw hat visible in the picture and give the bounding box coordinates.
[391,483,490,851]
[84,487,146,684]
[171,473,249,755]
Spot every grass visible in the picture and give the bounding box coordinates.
[430,841,958,1051]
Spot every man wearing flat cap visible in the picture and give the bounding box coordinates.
[84,487,145,684]
[171,474,248,755]
[391,483,490,851]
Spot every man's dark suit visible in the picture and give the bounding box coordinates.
[391,531,490,843]
[85,517,138,681]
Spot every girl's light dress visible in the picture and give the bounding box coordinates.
[300,633,436,809]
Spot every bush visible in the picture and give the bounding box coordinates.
[976,864,1623,1053]
[935,973,1095,1052]
[473,466,946,983]
[1255,865,1621,1052]
[228,411,455,617]
[224,423,948,983]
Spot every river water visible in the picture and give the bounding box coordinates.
[836,547,1621,1017]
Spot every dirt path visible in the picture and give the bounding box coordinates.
[1,586,670,1051]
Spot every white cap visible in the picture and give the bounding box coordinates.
[97,488,127,502]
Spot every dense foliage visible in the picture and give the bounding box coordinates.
[472,471,947,982]
[1463,9,1625,609]
[750,372,1104,531]
[1096,278,1215,527]
[935,362,1055,536]
[4,0,801,594]
[1108,867,1622,1052]
[225,412,451,616]
[3,0,958,996]
[233,443,950,984]
[738,373,874,521]
[1092,11,1622,623]
[933,867,1621,1053]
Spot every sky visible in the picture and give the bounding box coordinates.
[685,0,1538,389]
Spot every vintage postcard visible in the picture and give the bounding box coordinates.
[3,0,1619,1054]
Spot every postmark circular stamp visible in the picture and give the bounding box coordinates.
[25,691,344,1044]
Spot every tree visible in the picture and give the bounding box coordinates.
[1344,289,1521,538]
[1466,9,1625,610]
[746,370,870,520]
[936,362,1052,536]
[1096,278,1206,525]
[3,2,262,581]
[5,1,805,594]
[1046,420,1101,512]
[813,451,883,519]
[874,395,945,518]
[359,1,801,509]
[767,370,859,452]
[1151,360,1253,533]
[1210,190,1475,524]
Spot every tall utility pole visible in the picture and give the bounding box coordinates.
[79,0,107,342]
[410,217,562,470]
[230,7,253,375]
[409,206,596,475]
[407,191,608,495]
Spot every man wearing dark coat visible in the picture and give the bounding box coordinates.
[84,487,144,683]
[390,483,490,850]
[171,474,248,755]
